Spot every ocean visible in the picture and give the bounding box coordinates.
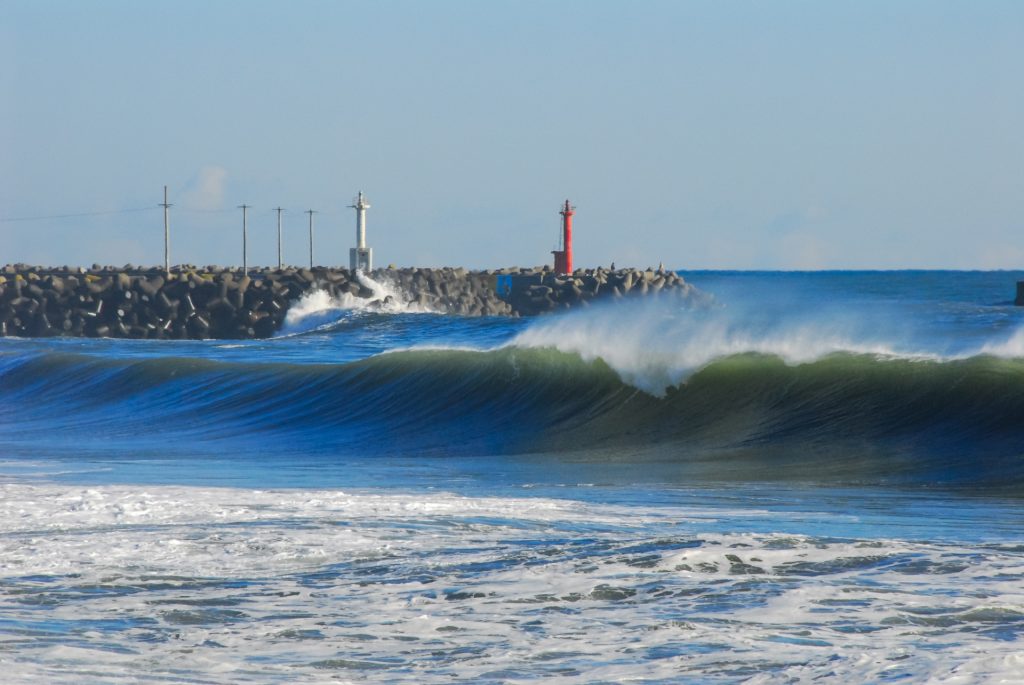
[2,270,1024,683]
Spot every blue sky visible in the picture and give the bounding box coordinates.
[1,1,1021,269]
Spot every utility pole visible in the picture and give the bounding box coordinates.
[238,204,250,272]
[160,185,172,275]
[305,209,317,269]
[273,207,285,269]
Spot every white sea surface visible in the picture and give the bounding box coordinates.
[1,482,1023,683]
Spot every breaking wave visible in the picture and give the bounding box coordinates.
[3,337,1024,488]
[281,272,434,335]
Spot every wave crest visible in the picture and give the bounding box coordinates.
[510,300,938,395]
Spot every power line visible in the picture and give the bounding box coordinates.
[177,207,235,214]
[0,206,157,222]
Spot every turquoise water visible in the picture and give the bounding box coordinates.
[1,270,1024,682]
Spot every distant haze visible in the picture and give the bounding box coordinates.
[1,1,1021,270]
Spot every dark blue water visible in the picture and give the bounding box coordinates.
[2,270,1024,683]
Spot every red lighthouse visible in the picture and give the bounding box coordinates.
[552,199,574,274]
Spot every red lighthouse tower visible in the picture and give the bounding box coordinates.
[552,199,574,274]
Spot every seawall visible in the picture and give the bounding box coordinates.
[0,264,700,339]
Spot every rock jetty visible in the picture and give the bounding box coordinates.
[0,264,699,339]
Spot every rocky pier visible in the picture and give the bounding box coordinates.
[0,264,700,339]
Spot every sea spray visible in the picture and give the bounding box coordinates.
[979,325,1024,358]
[509,298,934,395]
[281,271,435,335]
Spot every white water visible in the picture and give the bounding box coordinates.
[1,483,1023,683]
[281,272,435,335]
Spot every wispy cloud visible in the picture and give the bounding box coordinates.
[180,166,228,211]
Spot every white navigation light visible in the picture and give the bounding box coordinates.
[349,191,372,272]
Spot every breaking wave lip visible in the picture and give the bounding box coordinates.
[506,302,949,396]
[979,326,1024,358]
[502,298,1024,396]
[275,290,1024,390]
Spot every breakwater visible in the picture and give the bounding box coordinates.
[0,264,699,339]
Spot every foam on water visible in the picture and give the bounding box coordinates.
[281,271,435,335]
[1,483,1023,684]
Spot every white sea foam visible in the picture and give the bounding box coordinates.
[0,483,1022,684]
[280,272,435,335]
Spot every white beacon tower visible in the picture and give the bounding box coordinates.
[348,191,372,272]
